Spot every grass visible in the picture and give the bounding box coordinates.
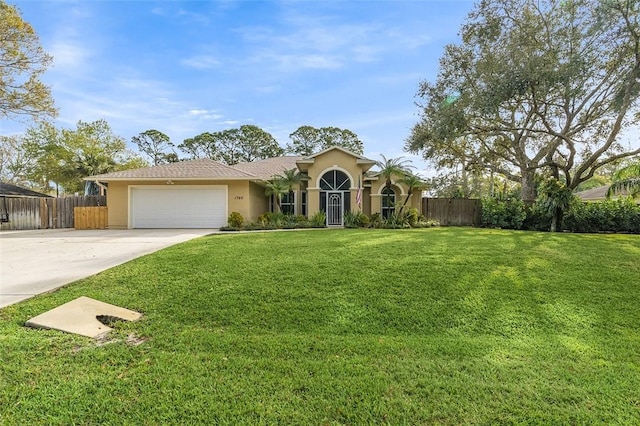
[1,227,639,424]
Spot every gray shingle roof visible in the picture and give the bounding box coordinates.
[86,158,256,180]
[574,185,633,201]
[0,182,53,197]
[233,156,304,179]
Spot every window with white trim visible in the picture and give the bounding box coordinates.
[381,187,396,219]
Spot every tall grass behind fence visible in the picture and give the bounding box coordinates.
[0,195,106,231]
[422,197,481,226]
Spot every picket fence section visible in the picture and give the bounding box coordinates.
[422,197,481,226]
[0,195,106,231]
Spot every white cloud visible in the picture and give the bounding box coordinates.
[49,41,91,70]
[233,9,433,73]
[180,55,221,69]
[177,9,210,26]
[254,85,281,94]
[188,109,224,120]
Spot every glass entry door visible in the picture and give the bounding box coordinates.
[327,192,343,226]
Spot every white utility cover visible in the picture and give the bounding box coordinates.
[131,186,227,228]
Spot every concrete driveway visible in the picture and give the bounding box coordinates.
[0,228,215,308]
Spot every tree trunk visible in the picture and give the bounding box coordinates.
[552,208,563,233]
[489,170,494,197]
[461,164,469,197]
[520,169,536,203]
[399,190,412,215]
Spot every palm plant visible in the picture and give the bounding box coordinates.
[375,154,414,217]
[398,173,427,214]
[264,177,288,213]
[607,161,640,198]
[278,168,305,215]
[538,178,574,232]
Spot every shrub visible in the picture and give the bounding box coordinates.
[405,207,420,226]
[309,211,327,228]
[412,217,440,228]
[256,213,269,226]
[344,211,369,228]
[368,213,382,228]
[227,211,244,229]
[383,212,410,229]
[522,202,552,231]
[564,198,640,233]
[481,196,527,229]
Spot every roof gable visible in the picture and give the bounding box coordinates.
[297,146,376,164]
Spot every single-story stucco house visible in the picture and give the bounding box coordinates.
[85,146,422,229]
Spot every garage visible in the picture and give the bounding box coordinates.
[130,185,227,228]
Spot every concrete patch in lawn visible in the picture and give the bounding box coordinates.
[25,296,142,338]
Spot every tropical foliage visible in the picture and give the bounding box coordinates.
[22,120,146,195]
[374,154,414,217]
[264,177,288,213]
[607,161,640,198]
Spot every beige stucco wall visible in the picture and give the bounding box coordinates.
[105,181,129,229]
[105,180,252,229]
[362,187,372,215]
[248,181,268,221]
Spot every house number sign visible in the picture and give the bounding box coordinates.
[234,196,244,200]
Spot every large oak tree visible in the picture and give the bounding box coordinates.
[407,0,640,202]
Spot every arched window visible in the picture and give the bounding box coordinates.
[319,170,350,191]
[381,187,396,218]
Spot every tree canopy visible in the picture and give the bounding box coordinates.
[23,119,146,194]
[287,126,364,155]
[0,1,56,120]
[131,129,177,165]
[0,134,37,187]
[407,0,640,202]
[179,125,284,165]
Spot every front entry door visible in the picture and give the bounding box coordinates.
[327,192,343,226]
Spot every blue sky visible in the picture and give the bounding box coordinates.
[4,0,475,173]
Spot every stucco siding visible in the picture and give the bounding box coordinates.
[106,182,129,229]
[249,181,268,221]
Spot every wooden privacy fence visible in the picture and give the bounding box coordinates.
[74,206,108,230]
[422,197,482,226]
[0,195,106,231]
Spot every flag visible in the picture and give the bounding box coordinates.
[356,176,362,208]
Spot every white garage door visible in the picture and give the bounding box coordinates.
[131,186,227,228]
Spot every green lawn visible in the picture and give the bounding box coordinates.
[1,228,640,424]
